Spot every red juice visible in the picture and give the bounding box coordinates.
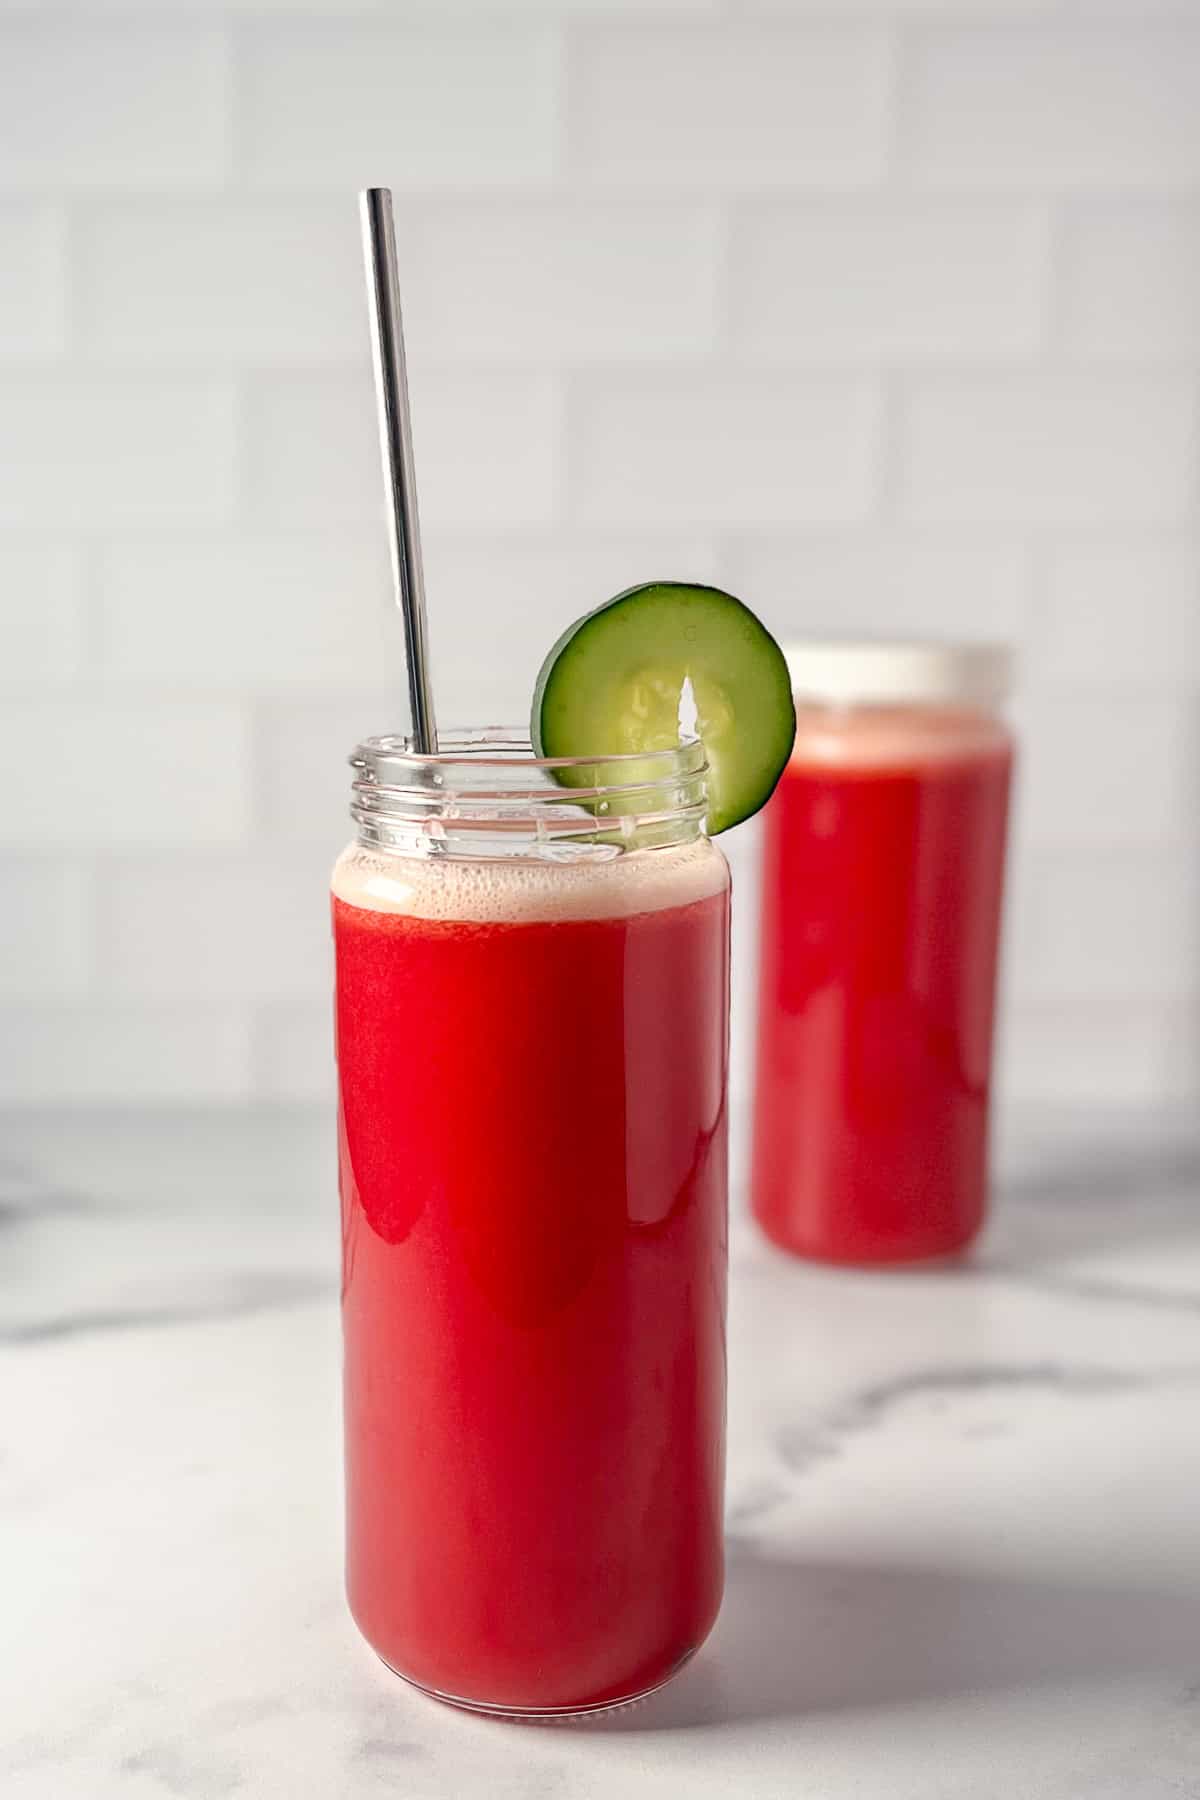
[334,840,729,1713]
[751,702,1013,1264]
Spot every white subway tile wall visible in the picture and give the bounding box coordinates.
[0,25,231,191]
[0,203,67,358]
[0,378,240,527]
[0,1,1196,1112]
[243,24,560,190]
[569,371,881,525]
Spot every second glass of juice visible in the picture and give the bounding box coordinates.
[333,732,730,1715]
[751,642,1014,1265]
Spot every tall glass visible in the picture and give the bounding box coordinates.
[752,644,1014,1265]
[333,732,730,1716]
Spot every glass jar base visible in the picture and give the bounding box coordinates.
[377,1646,698,1722]
[755,1221,981,1267]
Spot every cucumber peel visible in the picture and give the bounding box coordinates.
[531,581,796,835]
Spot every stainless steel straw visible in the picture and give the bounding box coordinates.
[360,187,439,755]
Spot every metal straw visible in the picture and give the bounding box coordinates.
[360,187,439,755]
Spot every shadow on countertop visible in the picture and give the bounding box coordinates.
[597,1542,1200,1733]
[974,1133,1200,1303]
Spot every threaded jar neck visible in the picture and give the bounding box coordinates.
[349,728,710,861]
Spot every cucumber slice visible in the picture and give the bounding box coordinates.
[532,581,796,835]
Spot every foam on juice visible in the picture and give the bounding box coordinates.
[791,703,1010,771]
[332,837,728,925]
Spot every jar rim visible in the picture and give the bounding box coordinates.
[347,727,710,858]
[351,727,705,782]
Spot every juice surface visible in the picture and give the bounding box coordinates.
[334,871,729,1711]
[751,711,1012,1264]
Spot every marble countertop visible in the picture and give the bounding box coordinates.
[4,1109,1200,1800]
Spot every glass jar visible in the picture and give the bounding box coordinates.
[751,644,1015,1265]
[332,731,730,1716]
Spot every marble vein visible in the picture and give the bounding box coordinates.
[3,1107,1200,1800]
[774,1357,1200,1479]
[1,1270,331,1346]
